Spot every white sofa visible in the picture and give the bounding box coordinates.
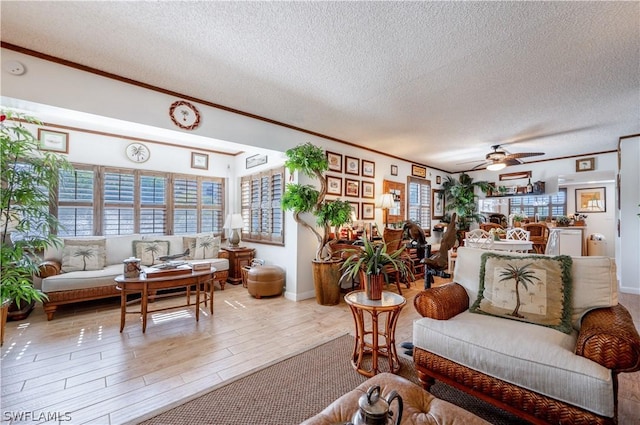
[412,247,640,425]
[37,234,229,320]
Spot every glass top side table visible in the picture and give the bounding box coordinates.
[344,290,407,377]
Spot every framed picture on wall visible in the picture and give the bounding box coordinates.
[361,181,375,199]
[432,189,445,219]
[191,152,209,169]
[391,165,398,176]
[576,157,595,172]
[362,202,375,220]
[326,176,342,195]
[38,129,69,153]
[411,164,426,178]
[575,187,606,213]
[362,160,375,178]
[345,178,360,197]
[345,156,360,175]
[326,151,343,173]
[349,202,360,220]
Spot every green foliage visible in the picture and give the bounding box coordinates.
[316,199,353,229]
[281,184,319,214]
[284,142,328,178]
[556,215,571,226]
[1,108,71,304]
[340,232,413,282]
[281,143,350,261]
[441,173,491,231]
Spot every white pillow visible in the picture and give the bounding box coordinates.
[61,238,106,272]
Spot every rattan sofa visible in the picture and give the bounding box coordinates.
[37,234,229,320]
[412,247,640,425]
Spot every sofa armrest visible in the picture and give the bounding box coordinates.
[217,250,229,260]
[575,304,640,373]
[38,260,62,278]
[413,282,469,320]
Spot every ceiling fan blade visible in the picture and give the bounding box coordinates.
[471,161,491,170]
[503,158,522,166]
[456,158,487,165]
[505,152,545,159]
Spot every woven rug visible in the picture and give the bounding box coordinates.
[137,334,525,425]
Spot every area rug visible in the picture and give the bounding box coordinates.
[137,334,524,425]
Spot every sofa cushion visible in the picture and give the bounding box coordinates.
[105,234,142,265]
[413,311,614,417]
[61,238,106,272]
[470,252,573,334]
[183,234,221,260]
[133,240,170,266]
[42,264,123,292]
[142,235,184,256]
[454,247,618,329]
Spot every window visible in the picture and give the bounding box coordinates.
[53,164,223,236]
[173,176,224,235]
[57,166,95,237]
[407,177,431,233]
[509,189,567,220]
[240,167,284,245]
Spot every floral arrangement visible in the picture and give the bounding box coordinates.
[570,213,588,222]
[488,228,506,240]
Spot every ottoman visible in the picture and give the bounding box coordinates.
[246,265,285,298]
[300,373,489,425]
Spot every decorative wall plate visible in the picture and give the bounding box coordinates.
[125,142,150,163]
[169,100,201,130]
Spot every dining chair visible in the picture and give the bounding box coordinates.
[506,228,530,241]
[522,222,550,254]
[465,229,493,249]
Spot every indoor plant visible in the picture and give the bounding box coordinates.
[1,109,71,331]
[441,173,491,243]
[340,232,412,300]
[512,213,526,227]
[281,142,354,305]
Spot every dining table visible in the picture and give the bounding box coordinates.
[464,238,533,252]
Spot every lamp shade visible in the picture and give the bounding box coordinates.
[378,193,395,209]
[224,213,244,229]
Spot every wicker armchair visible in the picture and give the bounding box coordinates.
[412,282,640,425]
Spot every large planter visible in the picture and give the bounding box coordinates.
[312,259,342,305]
[359,270,384,300]
[7,299,35,321]
[1,299,10,346]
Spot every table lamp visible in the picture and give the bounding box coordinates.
[224,213,244,248]
[377,193,395,228]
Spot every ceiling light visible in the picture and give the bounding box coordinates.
[487,162,507,171]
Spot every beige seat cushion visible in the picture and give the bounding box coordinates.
[413,311,614,417]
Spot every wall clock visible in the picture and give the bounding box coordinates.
[169,100,201,130]
[125,142,150,163]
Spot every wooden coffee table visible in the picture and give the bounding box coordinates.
[115,268,216,333]
[344,290,406,377]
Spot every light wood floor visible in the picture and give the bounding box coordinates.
[1,280,639,425]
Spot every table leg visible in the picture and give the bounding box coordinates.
[141,284,148,333]
[195,276,201,322]
[208,277,214,314]
[119,287,126,333]
[371,310,379,375]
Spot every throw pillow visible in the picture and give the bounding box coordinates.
[61,239,106,272]
[183,234,220,260]
[470,252,574,334]
[132,240,170,266]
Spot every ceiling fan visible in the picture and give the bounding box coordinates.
[472,145,545,171]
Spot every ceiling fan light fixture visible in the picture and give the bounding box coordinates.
[487,162,507,171]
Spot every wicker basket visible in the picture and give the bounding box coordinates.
[241,265,251,288]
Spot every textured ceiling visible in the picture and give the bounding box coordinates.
[1,1,639,172]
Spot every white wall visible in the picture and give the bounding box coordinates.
[618,137,640,294]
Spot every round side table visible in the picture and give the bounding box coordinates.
[344,290,406,377]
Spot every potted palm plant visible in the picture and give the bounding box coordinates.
[442,173,491,244]
[340,233,412,300]
[1,109,71,341]
[281,142,354,305]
